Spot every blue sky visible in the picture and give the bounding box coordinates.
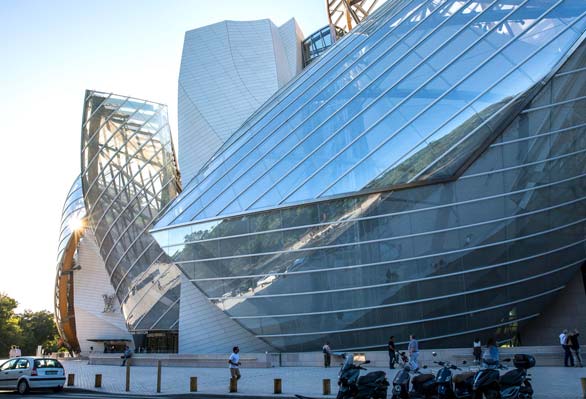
[0,0,327,311]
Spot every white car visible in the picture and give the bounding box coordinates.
[0,357,65,394]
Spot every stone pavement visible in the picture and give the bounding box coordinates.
[61,359,586,398]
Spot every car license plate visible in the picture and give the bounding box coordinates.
[46,371,57,375]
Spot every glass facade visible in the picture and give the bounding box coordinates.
[153,0,586,351]
[156,0,586,228]
[80,90,182,332]
[302,26,336,67]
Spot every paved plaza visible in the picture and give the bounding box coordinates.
[60,359,586,398]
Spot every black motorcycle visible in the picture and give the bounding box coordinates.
[499,354,534,399]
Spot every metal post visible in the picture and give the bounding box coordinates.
[323,379,331,395]
[125,364,130,392]
[94,374,102,388]
[67,374,74,387]
[190,376,198,392]
[274,378,282,394]
[156,360,162,393]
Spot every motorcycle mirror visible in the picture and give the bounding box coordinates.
[363,360,371,364]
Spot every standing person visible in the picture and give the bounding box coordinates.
[570,329,583,367]
[322,342,332,368]
[228,346,242,380]
[473,337,482,365]
[120,346,132,366]
[408,334,419,371]
[388,336,397,369]
[560,329,574,367]
[483,338,499,365]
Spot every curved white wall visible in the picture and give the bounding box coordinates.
[178,18,303,184]
[74,230,132,354]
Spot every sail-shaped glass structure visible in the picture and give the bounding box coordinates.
[80,90,182,332]
[152,0,586,351]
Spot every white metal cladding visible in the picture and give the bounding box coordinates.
[178,19,304,184]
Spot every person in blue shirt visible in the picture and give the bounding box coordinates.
[482,338,499,366]
[408,334,419,371]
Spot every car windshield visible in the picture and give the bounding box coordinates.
[34,359,63,368]
[0,360,16,371]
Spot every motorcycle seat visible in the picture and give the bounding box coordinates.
[500,369,523,387]
[412,373,435,384]
[453,372,475,383]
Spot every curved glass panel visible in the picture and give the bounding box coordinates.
[80,90,182,332]
[154,12,586,350]
[155,0,586,229]
[54,177,86,352]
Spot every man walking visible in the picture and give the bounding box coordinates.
[560,329,574,367]
[228,346,242,380]
[388,336,397,369]
[408,334,419,371]
[322,342,332,368]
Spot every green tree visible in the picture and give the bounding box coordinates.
[0,293,21,356]
[17,310,59,356]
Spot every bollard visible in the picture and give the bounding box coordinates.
[229,377,238,393]
[274,378,282,394]
[156,360,162,393]
[190,376,198,392]
[581,377,586,398]
[94,374,102,388]
[125,364,130,392]
[323,378,331,395]
[67,374,75,387]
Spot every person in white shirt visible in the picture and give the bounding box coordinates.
[228,346,241,380]
[560,329,574,367]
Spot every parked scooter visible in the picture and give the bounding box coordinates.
[452,361,475,399]
[409,365,437,399]
[431,352,460,399]
[472,358,510,399]
[336,354,389,399]
[498,354,534,399]
[391,355,412,399]
[295,354,388,399]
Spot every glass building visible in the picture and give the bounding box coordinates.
[55,91,183,352]
[152,0,586,351]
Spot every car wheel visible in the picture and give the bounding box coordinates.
[53,385,63,392]
[17,379,29,395]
